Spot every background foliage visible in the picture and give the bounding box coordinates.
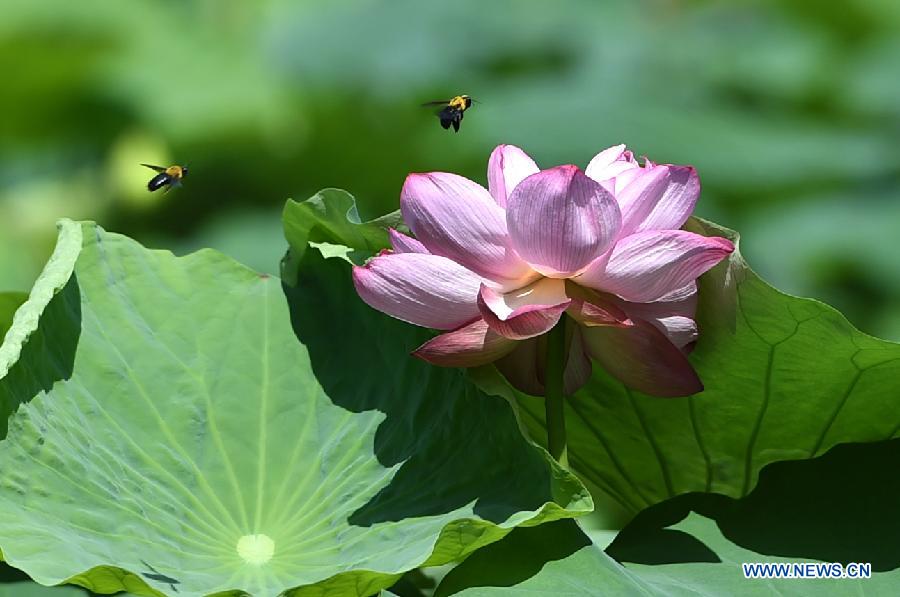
[2,0,900,340]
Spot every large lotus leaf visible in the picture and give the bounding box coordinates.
[437,439,900,595]
[607,437,900,592]
[0,220,590,597]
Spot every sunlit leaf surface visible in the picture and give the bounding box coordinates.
[0,220,590,596]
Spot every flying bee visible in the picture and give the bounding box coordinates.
[141,163,188,193]
[422,95,475,132]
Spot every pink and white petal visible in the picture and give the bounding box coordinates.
[584,144,627,179]
[607,165,645,195]
[507,165,622,277]
[585,145,641,193]
[401,172,534,286]
[614,281,697,321]
[389,228,429,254]
[616,165,671,237]
[577,230,734,303]
[565,299,632,328]
[570,249,612,291]
[478,280,571,340]
[412,319,517,367]
[564,280,631,326]
[352,252,481,330]
[650,316,698,349]
[599,161,641,191]
[613,282,698,348]
[487,144,540,208]
[656,281,698,305]
[479,278,570,320]
[633,166,701,233]
[581,319,703,397]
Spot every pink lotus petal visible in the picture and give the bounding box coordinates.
[412,319,517,367]
[478,279,571,340]
[566,300,632,328]
[613,282,698,348]
[401,172,535,289]
[507,165,622,278]
[576,230,734,303]
[389,228,429,254]
[564,280,632,327]
[352,252,481,330]
[656,281,698,303]
[616,165,671,237]
[494,326,593,396]
[495,338,544,396]
[479,277,569,320]
[584,144,627,177]
[581,318,703,397]
[563,324,593,394]
[585,145,641,193]
[607,166,645,195]
[631,166,700,233]
[487,144,540,208]
[648,315,698,349]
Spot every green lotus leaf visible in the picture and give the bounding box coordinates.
[432,519,652,596]
[606,438,900,594]
[436,515,898,596]
[281,188,404,284]
[438,440,900,595]
[0,219,590,597]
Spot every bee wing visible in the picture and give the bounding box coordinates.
[140,163,167,173]
[421,100,451,107]
[163,178,183,194]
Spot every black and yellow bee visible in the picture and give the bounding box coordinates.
[141,163,188,193]
[422,95,475,132]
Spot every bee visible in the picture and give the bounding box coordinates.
[422,95,475,132]
[141,163,188,193]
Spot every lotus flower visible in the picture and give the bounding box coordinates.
[353,144,734,397]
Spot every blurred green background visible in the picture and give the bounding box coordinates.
[2,0,899,340]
